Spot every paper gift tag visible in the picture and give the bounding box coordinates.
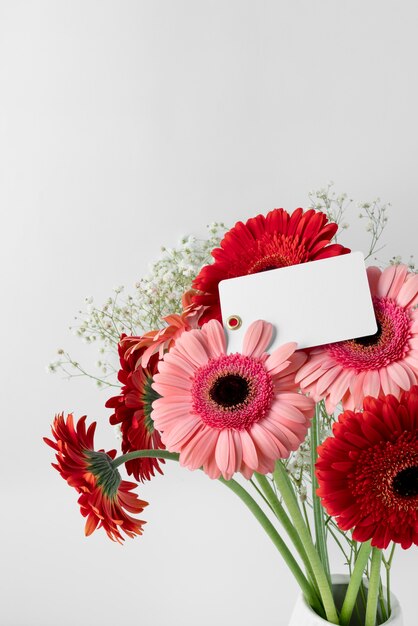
[219,252,377,353]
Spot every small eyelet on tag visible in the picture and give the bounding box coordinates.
[226,315,242,330]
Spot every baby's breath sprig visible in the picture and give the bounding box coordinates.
[47,349,119,389]
[390,254,416,273]
[309,182,390,260]
[358,198,390,259]
[47,223,227,386]
[308,181,352,241]
[134,223,226,329]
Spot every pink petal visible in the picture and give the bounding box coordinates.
[262,417,292,454]
[275,419,307,449]
[265,342,297,376]
[152,402,193,429]
[152,382,191,397]
[203,445,222,480]
[302,363,341,389]
[342,393,355,411]
[180,427,218,469]
[163,416,201,449]
[162,352,196,377]
[400,362,418,386]
[325,395,338,414]
[242,320,273,358]
[367,266,381,297]
[380,368,400,397]
[270,400,306,423]
[215,429,237,479]
[349,371,366,398]
[397,274,418,308]
[387,265,409,299]
[174,330,210,367]
[232,430,243,472]
[379,367,392,396]
[363,369,381,398]
[276,392,314,413]
[295,356,330,383]
[250,423,280,458]
[386,362,412,390]
[410,316,418,333]
[240,463,254,480]
[316,365,345,396]
[282,351,308,376]
[240,429,259,469]
[202,319,227,357]
[405,354,418,370]
[225,430,237,480]
[376,265,398,298]
[329,369,353,407]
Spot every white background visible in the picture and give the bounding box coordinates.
[1,2,418,625]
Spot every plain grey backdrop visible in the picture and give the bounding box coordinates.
[1,1,417,625]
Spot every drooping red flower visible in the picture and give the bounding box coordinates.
[44,413,147,543]
[316,387,418,549]
[192,208,350,323]
[106,336,165,482]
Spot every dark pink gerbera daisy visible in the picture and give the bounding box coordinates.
[296,264,418,413]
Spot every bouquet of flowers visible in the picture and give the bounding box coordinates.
[45,187,418,626]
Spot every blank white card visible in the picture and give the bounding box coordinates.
[219,252,377,353]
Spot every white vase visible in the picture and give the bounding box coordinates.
[288,574,403,626]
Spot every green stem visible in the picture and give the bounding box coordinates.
[311,404,331,583]
[340,540,372,626]
[219,476,323,615]
[365,548,383,626]
[112,449,180,468]
[112,449,321,613]
[378,579,388,624]
[383,543,396,618]
[274,461,339,624]
[302,499,313,539]
[254,473,321,602]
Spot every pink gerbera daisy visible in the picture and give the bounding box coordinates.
[296,264,418,413]
[151,319,314,480]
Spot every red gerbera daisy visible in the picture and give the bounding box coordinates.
[192,208,350,323]
[44,413,147,543]
[316,387,418,549]
[106,336,165,483]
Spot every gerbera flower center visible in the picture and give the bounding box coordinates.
[349,433,418,523]
[392,466,418,498]
[209,374,250,407]
[191,353,274,430]
[326,297,412,371]
[352,321,383,348]
[248,235,306,273]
